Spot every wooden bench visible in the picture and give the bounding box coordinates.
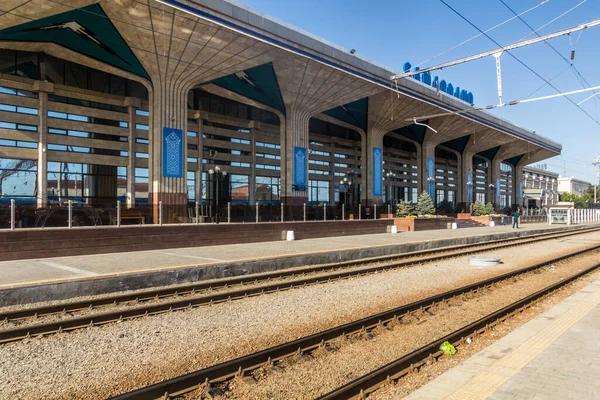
[110,209,146,225]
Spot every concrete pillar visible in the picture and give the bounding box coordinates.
[281,107,311,205]
[421,140,437,200]
[461,152,474,208]
[491,158,503,207]
[125,97,140,208]
[149,83,189,223]
[513,163,525,208]
[34,82,52,209]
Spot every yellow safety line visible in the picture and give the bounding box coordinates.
[445,284,600,400]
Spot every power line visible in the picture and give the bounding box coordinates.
[498,0,599,109]
[438,0,600,126]
[415,0,551,68]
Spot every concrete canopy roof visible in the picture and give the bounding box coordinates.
[0,0,561,161]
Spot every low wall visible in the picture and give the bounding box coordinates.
[0,220,394,261]
[393,217,455,232]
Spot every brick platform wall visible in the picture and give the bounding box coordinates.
[0,220,394,261]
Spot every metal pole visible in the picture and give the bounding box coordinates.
[280,202,284,222]
[10,199,15,231]
[196,201,200,225]
[159,200,163,225]
[215,176,219,224]
[324,203,326,221]
[68,200,73,228]
[117,200,121,228]
[359,203,362,220]
[227,201,231,224]
[303,203,306,222]
[256,202,259,223]
[388,204,391,218]
[374,204,377,220]
[342,204,345,221]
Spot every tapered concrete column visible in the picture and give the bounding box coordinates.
[513,163,525,208]
[33,81,53,209]
[461,151,475,207]
[125,97,140,208]
[421,140,438,199]
[148,83,190,223]
[490,159,501,206]
[418,117,469,200]
[281,107,311,205]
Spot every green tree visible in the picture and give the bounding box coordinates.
[560,192,588,208]
[395,201,415,217]
[415,191,435,216]
[471,200,485,216]
[485,202,495,215]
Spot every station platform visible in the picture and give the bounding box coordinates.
[0,223,594,306]
[405,279,600,400]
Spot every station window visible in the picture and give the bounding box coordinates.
[309,180,329,204]
[256,176,280,204]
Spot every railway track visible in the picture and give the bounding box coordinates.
[318,263,600,400]
[109,242,600,400]
[0,226,597,345]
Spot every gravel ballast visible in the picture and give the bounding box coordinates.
[1,233,599,399]
[227,251,600,399]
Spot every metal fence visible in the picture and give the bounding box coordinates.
[0,200,399,230]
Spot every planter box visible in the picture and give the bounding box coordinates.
[468,215,509,226]
[393,217,456,232]
[456,213,472,219]
[470,215,491,225]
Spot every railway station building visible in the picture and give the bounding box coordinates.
[0,0,561,223]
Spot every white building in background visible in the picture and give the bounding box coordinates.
[522,166,559,208]
[558,177,591,197]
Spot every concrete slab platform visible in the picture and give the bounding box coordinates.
[404,278,600,400]
[0,223,596,306]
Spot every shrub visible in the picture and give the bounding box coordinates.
[395,201,415,218]
[471,201,486,216]
[415,191,435,216]
[485,202,495,215]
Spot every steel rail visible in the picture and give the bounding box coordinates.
[0,228,596,345]
[108,244,600,400]
[318,263,600,399]
[1,226,595,324]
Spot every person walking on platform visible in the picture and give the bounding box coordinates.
[512,208,520,229]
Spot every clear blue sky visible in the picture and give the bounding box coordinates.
[236,0,600,182]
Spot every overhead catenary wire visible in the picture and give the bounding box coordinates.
[407,85,600,122]
[498,0,599,107]
[518,0,588,41]
[414,0,552,68]
[435,0,600,126]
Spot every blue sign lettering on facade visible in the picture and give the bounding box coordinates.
[162,127,183,178]
[293,146,307,186]
[496,178,501,199]
[403,61,474,104]
[427,157,435,198]
[373,147,383,197]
